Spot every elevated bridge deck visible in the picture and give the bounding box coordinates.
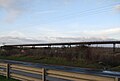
[3,41,120,46]
[1,41,120,52]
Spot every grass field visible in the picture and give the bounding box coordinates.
[0,75,19,81]
[0,55,113,70]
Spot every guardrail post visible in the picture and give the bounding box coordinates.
[42,68,46,81]
[6,63,10,79]
[115,77,120,81]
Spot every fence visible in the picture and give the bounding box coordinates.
[0,63,119,81]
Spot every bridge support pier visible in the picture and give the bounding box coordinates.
[113,43,116,53]
[48,45,51,48]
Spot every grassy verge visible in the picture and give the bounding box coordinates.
[0,55,108,69]
[110,66,120,72]
[0,75,19,81]
[0,55,120,71]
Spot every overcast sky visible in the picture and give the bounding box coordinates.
[0,0,120,40]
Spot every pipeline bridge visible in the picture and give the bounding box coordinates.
[1,41,120,52]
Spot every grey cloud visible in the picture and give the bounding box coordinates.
[0,0,31,22]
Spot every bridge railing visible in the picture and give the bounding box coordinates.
[0,63,119,81]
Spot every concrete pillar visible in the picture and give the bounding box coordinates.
[113,43,116,53]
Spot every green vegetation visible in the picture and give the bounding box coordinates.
[0,75,19,81]
[111,66,120,72]
[0,54,113,70]
[0,46,120,71]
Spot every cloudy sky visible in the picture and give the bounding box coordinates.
[0,0,120,43]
